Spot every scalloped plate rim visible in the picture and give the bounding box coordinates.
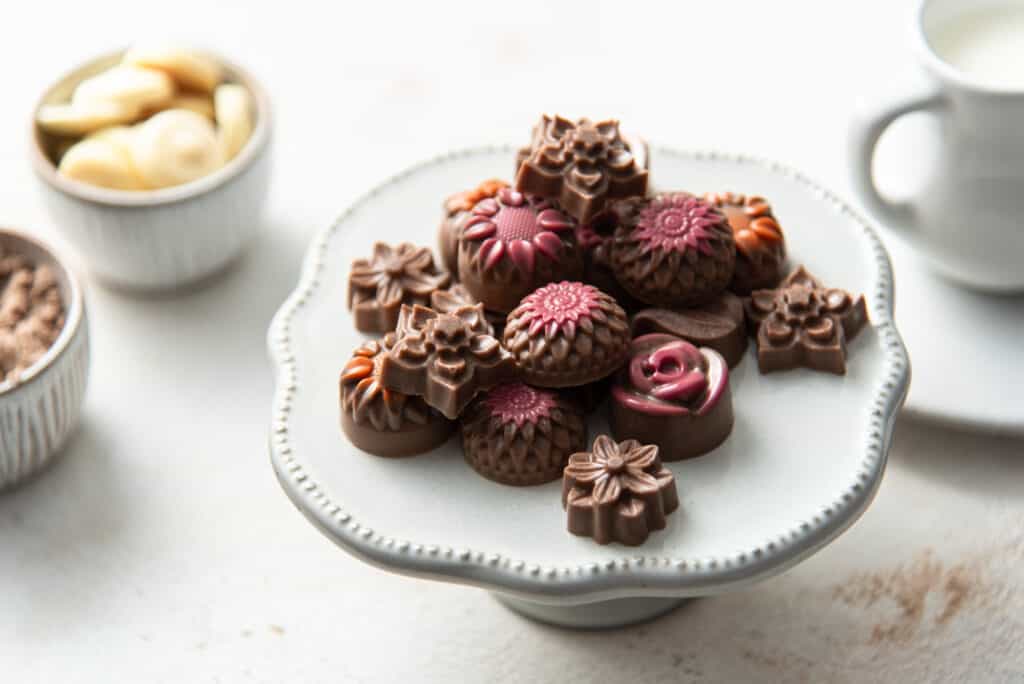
[267,145,911,605]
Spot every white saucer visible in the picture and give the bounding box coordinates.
[268,147,910,629]
[886,234,1024,434]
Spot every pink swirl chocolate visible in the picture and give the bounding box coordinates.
[457,187,583,313]
[610,333,734,461]
[515,115,648,223]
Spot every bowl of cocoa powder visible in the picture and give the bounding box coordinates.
[0,228,89,490]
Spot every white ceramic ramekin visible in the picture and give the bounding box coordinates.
[0,229,89,490]
[30,49,272,292]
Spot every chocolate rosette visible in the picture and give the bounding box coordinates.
[381,303,517,420]
[339,336,454,457]
[562,435,679,546]
[348,242,450,334]
[704,192,787,294]
[438,179,509,276]
[610,333,734,461]
[461,382,586,486]
[503,281,630,388]
[457,187,583,314]
[610,193,735,308]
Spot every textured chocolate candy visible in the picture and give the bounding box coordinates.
[515,115,648,223]
[503,281,630,388]
[438,179,509,276]
[380,304,517,419]
[630,292,748,368]
[457,187,583,314]
[339,336,454,457]
[745,266,868,375]
[430,283,504,336]
[704,192,787,294]
[575,199,645,312]
[610,333,734,461]
[610,193,735,308]
[461,382,586,486]
[562,435,679,546]
[348,242,450,334]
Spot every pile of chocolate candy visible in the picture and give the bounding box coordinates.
[340,115,868,546]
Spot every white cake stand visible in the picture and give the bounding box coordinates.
[268,147,910,629]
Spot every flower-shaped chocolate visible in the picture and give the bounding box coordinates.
[515,115,648,223]
[610,193,735,307]
[438,179,509,274]
[348,242,450,333]
[745,266,868,375]
[704,192,787,294]
[461,382,587,486]
[339,336,454,457]
[430,283,504,336]
[380,304,517,419]
[562,435,679,546]
[457,187,582,313]
[503,281,629,388]
[575,199,646,310]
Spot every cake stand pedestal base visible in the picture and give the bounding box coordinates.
[493,594,689,629]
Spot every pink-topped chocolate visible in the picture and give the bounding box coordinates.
[482,381,559,428]
[458,189,583,313]
[611,333,733,460]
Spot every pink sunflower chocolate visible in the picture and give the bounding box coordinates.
[457,187,583,313]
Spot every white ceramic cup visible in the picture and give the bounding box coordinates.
[850,0,1024,292]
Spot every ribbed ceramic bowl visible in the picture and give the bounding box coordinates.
[0,229,89,490]
[30,49,272,292]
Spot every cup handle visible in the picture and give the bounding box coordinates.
[848,80,946,233]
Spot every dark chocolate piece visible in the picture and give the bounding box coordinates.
[744,266,868,375]
[380,304,517,419]
[610,193,735,308]
[430,283,504,336]
[461,382,586,486]
[514,115,648,224]
[575,199,645,312]
[348,242,450,334]
[704,192,787,295]
[457,187,583,314]
[610,333,733,461]
[503,281,629,388]
[631,292,748,368]
[562,434,679,546]
[438,179,509,276]
[340,336,454,457]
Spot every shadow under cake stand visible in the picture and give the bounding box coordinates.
[268,147,910,629]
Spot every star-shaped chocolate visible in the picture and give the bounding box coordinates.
[562,435,679,546]
[515,115,648,224]
[348,242,450,334]
[744,266,868,375]
[380,304,517,419]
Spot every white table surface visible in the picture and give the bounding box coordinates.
[3,1,1022,681]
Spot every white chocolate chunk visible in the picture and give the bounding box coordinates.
[58,136,147,190]
[131,108,223,189]
[213,84,253,162]
[36,101,137,136]
[123,45,221,93]
[73,65,175,113]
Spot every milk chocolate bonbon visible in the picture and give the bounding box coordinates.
[348,243,450,334]
[704,192,787,294]
[438,179,509,276]
[610,333,733,461]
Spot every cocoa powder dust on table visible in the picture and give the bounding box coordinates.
[0,249,65,386]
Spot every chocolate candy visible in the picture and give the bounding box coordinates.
[515,115,648,224]
[562,435,679,546]
[438,179,509,276]
[610,334,733,461]
[745,266,868,375]
[575,199,645,312]
[380,304,517,420]
[461,382,586,486]
[503,281,630,388]
[348,242,450,334]
[610,193,735,308]
[704,192,787,294]
[430,283,504,336]
[631,292,748,368]
[340,337,454,457]
[457,188,583,314]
